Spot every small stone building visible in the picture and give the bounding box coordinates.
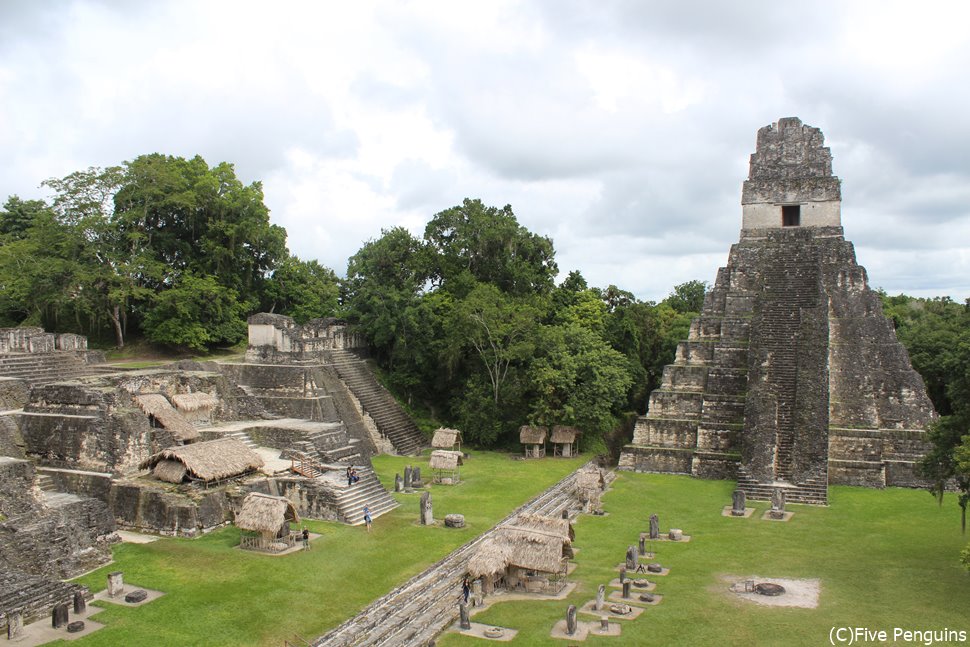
[235,492,300,552]
[429,449,463,484]
[467,514,573,595]
[140,438,264,485]
[550,426,579,457]
[519,426,547,458]
[431,428,462,452]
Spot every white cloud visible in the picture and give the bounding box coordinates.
[1,0,968,302]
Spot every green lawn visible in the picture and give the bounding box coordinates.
[436,472,970,646]
[58,460,970,647]
[62,452,586,647]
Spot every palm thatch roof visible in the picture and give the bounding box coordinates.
[152,459,188,484]
[140,437,263,483]
[235,493,299,533]
[512,513,575,542]
[171,392,219,412]
[431,428,461,449]
[429,450,463,470]
[550,425,579,443]
[519,425,547,444]
[467,516,571,577]
[134,393,199,441]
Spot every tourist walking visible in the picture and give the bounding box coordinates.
[302,527,310,550]
[363,504,372,532]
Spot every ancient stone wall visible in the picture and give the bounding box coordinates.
[273,478,342,522]
[0,496,114,579]
[109,481,232,537]
[0,457,40,517]
[0,377,28,410]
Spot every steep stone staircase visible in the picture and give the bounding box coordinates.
[736,465,828,505]
[312,463,595,646]
[0,352,94,386]
[227,430,258,451]
[328,350,425,456]
[758,237,820,483]
[335,466,398,526]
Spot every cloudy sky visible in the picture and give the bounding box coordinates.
[2,0,968,302]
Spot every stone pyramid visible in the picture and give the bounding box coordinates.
[618,117,936,504]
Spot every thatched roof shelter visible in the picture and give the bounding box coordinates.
[467,515,572,578]
[134,393,199,441]
[431,428,462,449]
[171,392,219,412]
[235,493,299,533]
[430,450,463,470]
[140,437,263,483]
[519,425,547,444]
[550,426,579,444]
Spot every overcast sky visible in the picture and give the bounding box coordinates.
[2,0,968,302]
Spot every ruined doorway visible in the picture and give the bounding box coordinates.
[782,205,800,226]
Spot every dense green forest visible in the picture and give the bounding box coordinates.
[2,156,969,556]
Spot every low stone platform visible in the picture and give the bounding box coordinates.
[577,600,645,621]
[760,510,794,522]
[608,590,663,606]
[94,585,164,607]
[722,506,755,518]
[550,618,589,641]
[608,578,655,591]
[452,621,517,641]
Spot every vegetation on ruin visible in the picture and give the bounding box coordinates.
[60,452,585,647]
[881,293,970,563]
[56,455,970,646]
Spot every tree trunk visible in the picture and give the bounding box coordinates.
[109,304,124,349]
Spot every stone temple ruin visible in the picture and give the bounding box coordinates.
[619,117,937,504]
[0,316,426,632]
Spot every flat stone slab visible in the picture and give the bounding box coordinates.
[608,578,655,591]
[124,590,148,603]
[550,619,589,641]
[9,609,106,646]
[95,585,165,607]
[760,510,795,522]
[639,531,692,542]
[115,530,160,543]
[722,506,755,518]
[584,620,621,636]
[723,575,820,608]
[450,621,517,641]
[577,599,645,621]
[608,590,663,606]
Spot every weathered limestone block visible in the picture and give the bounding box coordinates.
[444,514,465,528]
[107,572,124,597]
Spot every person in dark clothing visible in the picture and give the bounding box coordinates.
[302,527,310,550]
[462,577,470,603]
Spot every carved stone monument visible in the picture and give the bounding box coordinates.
[669,528,683,541]
[619,566,626,583]
[444,513,465,528]
[471,579,483,606]
[459,602,471,630]
[73,590,86,613]
[600,617,610,632]
[412,466,422,487]
[625,545,637,570]
[6,610,23,640]
[769,488,787,519]
[595,584,605,611]
[395,473,403,492]
[420,491,433,525]
[732,489,746,516]
[566,604,577,636]
[649,514,659,540]
[619,118,938,504]
[622,580,631,599]
[52,603,69,629]
[638,534,646,556]
[403,465,413,491]
[107,571,124,597]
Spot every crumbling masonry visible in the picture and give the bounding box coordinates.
[619,118,936,503]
